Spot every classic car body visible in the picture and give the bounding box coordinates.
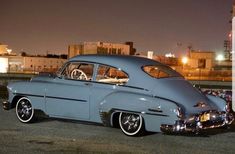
[2,55,234,136]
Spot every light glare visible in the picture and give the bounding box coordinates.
[0,57,8,73]
[182,57,188,64]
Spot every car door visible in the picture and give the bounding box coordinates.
[45,62,94,120]
[89,64,130,122]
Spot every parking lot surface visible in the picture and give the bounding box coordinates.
[1,100,235,154]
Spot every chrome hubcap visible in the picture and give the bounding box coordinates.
[17,100,32,120]
[120,113,141,133]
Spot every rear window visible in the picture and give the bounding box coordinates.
[142,65,183,79]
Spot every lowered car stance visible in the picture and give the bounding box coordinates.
[2,55,234,136]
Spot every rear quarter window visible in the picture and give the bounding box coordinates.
[142,65,183,79]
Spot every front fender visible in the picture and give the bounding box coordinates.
[7,81,46,111]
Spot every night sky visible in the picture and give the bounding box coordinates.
[0,0,232,56]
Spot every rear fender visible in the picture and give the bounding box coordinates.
[99,91,181,132]
[206,95,227,112]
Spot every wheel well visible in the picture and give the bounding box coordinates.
[11,95,24,108]
[112,112,120,128]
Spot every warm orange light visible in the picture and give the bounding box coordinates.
[182,57,188,64]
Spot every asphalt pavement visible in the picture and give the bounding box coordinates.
[1,100,235,154]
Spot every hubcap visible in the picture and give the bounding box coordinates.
[120,113,142,135]
[16,98,33,122]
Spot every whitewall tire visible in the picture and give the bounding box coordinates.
[16,97,35,123]
[119,112,144,136]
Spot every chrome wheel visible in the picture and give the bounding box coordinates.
[119,112,143,136]
[16,97,34,123]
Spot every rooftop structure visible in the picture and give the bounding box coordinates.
[68,41,132,58]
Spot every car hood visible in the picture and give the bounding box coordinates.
[153,78,218,115]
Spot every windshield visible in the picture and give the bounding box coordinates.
[142,65,183,79]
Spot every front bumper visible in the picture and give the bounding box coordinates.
[160,110,234,134]
[2,100,11,110]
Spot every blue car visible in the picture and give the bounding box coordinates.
[2,55,234,136]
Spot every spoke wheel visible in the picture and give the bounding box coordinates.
[16,97,34,123]
[119,112,143,136]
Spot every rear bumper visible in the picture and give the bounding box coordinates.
[160,110,234,134]
[2,100,11,110]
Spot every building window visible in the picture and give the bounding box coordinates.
[118,48,121,55]
[198,59,206,68]
[112,48,116,54]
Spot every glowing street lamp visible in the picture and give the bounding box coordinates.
[181,56,188,72]
[216,54,224,61]
[182,56,188,65]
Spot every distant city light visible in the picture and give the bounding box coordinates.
[0,57,8,73]
[216,54,224,61]
[182,56,188,64]
[147,51,153,59]
[165,53,175,58]
[6,48,12,54]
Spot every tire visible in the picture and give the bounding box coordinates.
[16,97,35,123]
[119,112,144,136]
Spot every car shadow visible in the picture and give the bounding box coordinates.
[34,113,104,127]
[164,121,235,137]
[34,111,235,137]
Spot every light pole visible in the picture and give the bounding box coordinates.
[181,56,188,76]
[215,54,224,81]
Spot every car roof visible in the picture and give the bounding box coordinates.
[69,54,163,69]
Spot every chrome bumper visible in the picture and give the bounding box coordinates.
[2,100,11,110]
[160,110,234,134]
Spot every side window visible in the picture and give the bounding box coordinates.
[145,67,169,78]
[142,65,182,79]
[61,62,94,81]
[96,65,129,85]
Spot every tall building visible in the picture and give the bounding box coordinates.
[68,41,131,58]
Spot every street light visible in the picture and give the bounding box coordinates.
[216,54,224,61]
[181,57,188,77]
[182,56,188,65]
